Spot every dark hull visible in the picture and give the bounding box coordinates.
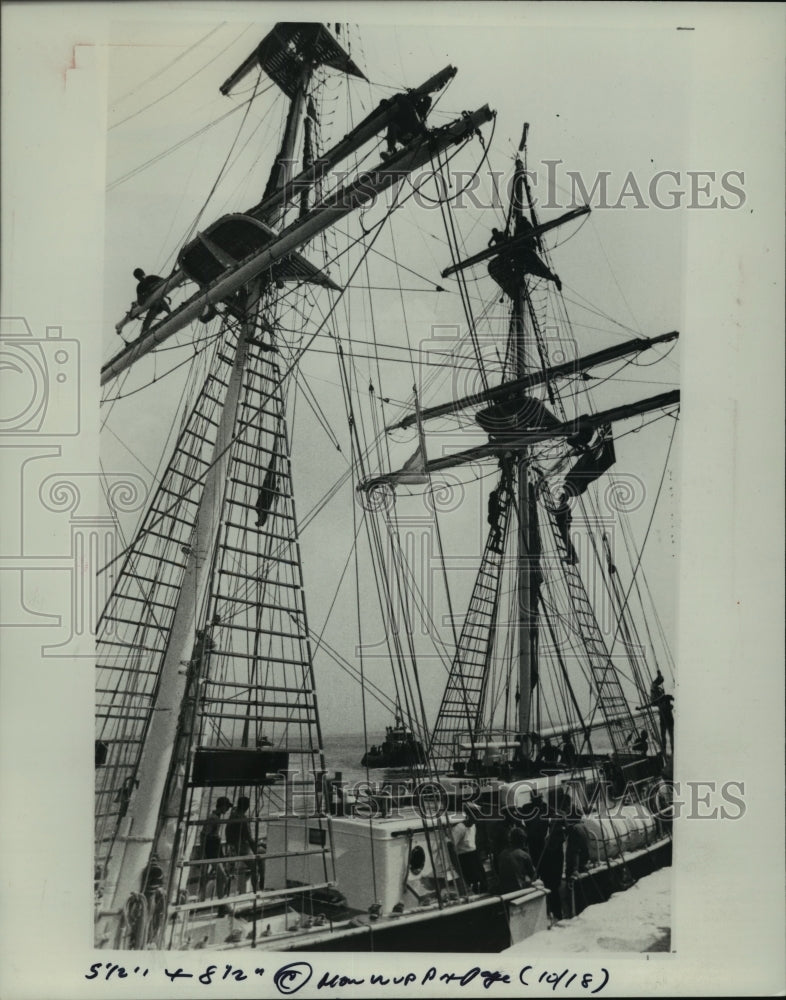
[569,838,672,918]
[360,749,425,769]
[293,893,541,953]
[360,733,427,769]
[289,841,672,953]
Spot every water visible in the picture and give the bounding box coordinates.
[321,732,430,791]
[322,731,393,786]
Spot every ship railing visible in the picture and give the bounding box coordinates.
[168,880,336,914]
[178,847,324,869]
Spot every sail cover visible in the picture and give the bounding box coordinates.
[476,394,562,439]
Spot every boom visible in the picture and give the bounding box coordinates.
[388,331,679,430]
[114,67,458,334]
[360,389,680,489]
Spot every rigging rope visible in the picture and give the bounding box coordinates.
[112,24,229,104]
[109,24,255,131]
[106,90,271,191]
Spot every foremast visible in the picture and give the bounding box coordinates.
[96,28,316,946]
[96,22,496,949]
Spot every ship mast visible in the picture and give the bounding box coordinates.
[96,21,497,948]
[96,35,312,944]
[360,117,680,773]
[511,157,533,736]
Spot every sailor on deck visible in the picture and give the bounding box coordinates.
[649,670,674,753]
[200,796,232,903]
[536,737,560,765]
[132,268,172,335]
[226,796,263,893]
[629,728,650,756]
[497,826,537,893]
[452,808,486,894]
[560,732,577,767]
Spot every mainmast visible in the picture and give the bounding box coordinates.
[97,21,497,949]
[97,27,317,943]
[511,156,533,736]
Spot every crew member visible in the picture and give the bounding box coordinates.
[564,817,590,914]
[452,808,486,894]
[487,216,562,293]
[536,737,560,765]
[513,216,562,290]
[649,670,674,753]
[200,796,232,903]
[226,796,263,893]
[560,732,576,767]
[497,827,537,893]
[132,268,172,334]
[488,486,504,553]
[381,92,432,159]
[538,815,567,924]
[629,728,649,756]
[255,461,278,528]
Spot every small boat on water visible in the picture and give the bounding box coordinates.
[361,717,427,769]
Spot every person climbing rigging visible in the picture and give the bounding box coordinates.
[381,92,432,160]
[513,215,562,290]
[255,458,278,528]
[487,485,505,554]
[486,216,562,294]
[132,268,172,335]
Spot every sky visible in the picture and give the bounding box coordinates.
[92,14,690,738]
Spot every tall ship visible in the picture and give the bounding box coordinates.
[95,21,678,952]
